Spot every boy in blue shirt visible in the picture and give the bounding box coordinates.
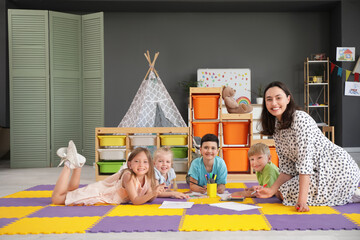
[187,134,228,194]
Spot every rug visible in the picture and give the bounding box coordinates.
[0,182,359,235]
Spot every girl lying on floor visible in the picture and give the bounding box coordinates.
[51,141,165,205]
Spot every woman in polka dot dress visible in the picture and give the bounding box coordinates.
[256,81,360,212]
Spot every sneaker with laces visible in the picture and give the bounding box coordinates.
[56,141,86,169]
[66,140,86,168]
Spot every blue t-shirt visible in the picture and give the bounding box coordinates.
[154,167,176,187]
[188,156,227,186]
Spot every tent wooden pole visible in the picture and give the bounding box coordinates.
[144,51,160,80]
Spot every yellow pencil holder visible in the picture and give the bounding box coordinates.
[207,183,217,198]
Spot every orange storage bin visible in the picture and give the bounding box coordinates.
[222,121,250,145]
[222,147,249,172]
[192,95,220,119]
[269,147,279,167]
[192,122,219,138]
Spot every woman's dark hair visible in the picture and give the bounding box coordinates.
[200,133,219,148]
[260,81,300,136]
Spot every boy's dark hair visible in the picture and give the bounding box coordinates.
[260,81,300,136]
[200,134,219,148]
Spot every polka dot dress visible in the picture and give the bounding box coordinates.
[274,110,360,206]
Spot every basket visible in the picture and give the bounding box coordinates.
[192,122,219,138]
[129,135,156,146]
[171,147,188,158]
[160,135,188,146]
[97,149,126,160]
[97,161,125,174]
[222,147,249,172]
[192,95,220,119]
[98,135,126,147]
[222,121,249,145]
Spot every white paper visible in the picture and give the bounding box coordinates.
[209,202,261,212]
[159,201,194,209]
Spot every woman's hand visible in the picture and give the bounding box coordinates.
[295,201,309,212]
[256,187,276,198]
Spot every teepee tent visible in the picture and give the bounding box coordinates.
[118,51,187,128]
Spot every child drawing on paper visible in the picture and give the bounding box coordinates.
[231,143,279,198]
[153,147,189,199]
[52,142,165,205]
[187,134,228,194]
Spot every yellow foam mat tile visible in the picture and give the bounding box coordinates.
[0,217,100,235]
[258,203,340,215]
[3,191,52,198]
[0,206,44,218]
[189,197,255,205]
[180,214,271,231]
[176,189,190,193]
[344,213,360,226]
[107,204,184,216]
[225,183,247,189]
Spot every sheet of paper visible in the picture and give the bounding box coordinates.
[159,201,194,209]
[185,191,208,199]
[209,202,261,212]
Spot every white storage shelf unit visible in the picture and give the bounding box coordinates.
[95,127,190,181]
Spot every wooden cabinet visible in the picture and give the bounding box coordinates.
[189,87,256,181]
[304,57,330,127]
[95,127,190,181]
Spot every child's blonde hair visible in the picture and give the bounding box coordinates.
[153,147,177,190]
[248,143,271,161]
[153,147,173,163]
[120,147,157,189]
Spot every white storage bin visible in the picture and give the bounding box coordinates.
[129,135,156,146]
[98,149,126,160]
[173,160,188,173]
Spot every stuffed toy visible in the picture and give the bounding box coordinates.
[222,86,253,114]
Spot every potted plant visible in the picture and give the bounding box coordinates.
[250,83,264,104]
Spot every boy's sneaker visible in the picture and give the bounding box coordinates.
[56,141,86,169]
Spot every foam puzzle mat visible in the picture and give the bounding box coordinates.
[0,182,359,235]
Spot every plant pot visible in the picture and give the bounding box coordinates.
[256,97,263,104]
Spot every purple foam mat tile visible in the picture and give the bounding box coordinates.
[0,218,18,228]
[266,214,360,230]
[88,215,181,233]
[25,184,87,191]
[176,183,189,189]
[332,202,360,214]
[243,182,259,188]
[0,197,51,206]
[149,197,187,205]
[186,203,261,215]
[227,188,245,193]
[254,197,282,204]
[29,205,115,217]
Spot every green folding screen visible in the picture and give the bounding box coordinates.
[9,10,104,168]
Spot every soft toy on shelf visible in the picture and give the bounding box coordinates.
[222,86,253,114]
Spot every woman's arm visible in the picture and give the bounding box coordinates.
[256,173,293,198]
[296,174,310,212]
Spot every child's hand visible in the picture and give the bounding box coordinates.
[295,202,309,212]
[154,184,166,196]
[172,191,190,199]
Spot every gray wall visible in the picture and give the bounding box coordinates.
[104,12,330,127]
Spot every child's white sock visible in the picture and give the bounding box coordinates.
[64,161,72,169]
[351,188,360,203]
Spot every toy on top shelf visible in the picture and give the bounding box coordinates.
[222,86,253,114]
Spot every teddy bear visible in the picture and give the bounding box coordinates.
[222,86,253,114]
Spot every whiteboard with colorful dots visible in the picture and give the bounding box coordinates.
[197,69,251,104]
